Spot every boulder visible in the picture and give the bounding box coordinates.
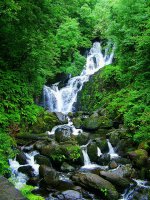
[97,153,110,166]
[34,154,52,167]
[26,177,39,186]
[72,117,82,129]
[16,152,28,165]
[96,138,109,153]
[0,176,27,200]
[100,171,130,190]
[83,115,112,130]
[128,149,148,168]
[109,160,118,169]
[55,125,74,143]
[39,165,59,186]
[72,172,119,200]
[61,162,75,172]
[76,132,89,145]
[87,142,98,163]
[110,164,136,178]
[61,190,82,200]
[18,165,34,177]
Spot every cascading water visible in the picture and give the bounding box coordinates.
[107,139,119,159]
[43,42,114,114]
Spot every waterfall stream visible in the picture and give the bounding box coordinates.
[43,42,114,114]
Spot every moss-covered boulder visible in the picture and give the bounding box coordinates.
[87,142,98,163]
[128,149,148,168]
[100,171,130,191]
[82,115,112,131]
[55,125,75,143]
[77,132,89,145]
[31,111,60,134]
[96,138,109,153]
[72,117,83,129]
[72,172,119,200]
[138,140,150,152]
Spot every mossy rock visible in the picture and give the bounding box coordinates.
[72,117,83,129]
[31,111,60,134]
[83,116,112,131]
[128,149,148,167]
[138,140,150,152]
[87,142,98,163]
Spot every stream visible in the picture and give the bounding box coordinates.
[9,42,150,200]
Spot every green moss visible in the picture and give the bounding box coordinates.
[20,185,44,200]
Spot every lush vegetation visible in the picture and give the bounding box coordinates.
[0,0,149,179]
[79,0,150,143]
[20,185,44,200]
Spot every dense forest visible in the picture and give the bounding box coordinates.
[0,0,150,199]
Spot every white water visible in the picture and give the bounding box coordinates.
[9,150,39,189]
[107,139,119,159]
[97,147,102,157]
[43,42,114,114]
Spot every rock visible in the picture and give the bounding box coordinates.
[100,171,130,191]
[61,162,75,172]
[39,165,59,186]
[72,172,119,200]
[117,139,134,156]
[26,177,39,186]
[34,141,47,151]
[83,116,112,131]
[72,117,82,129]
[18,165,34,177]
[0,176,27,200]
[76,132,89,145]
[55,112,68,123]
[16,152,28,165]
[31,111,60,134]
[96,138,109,153]
[87,142,98,163]
[61,190,82,200]
[34,154,52,167]
[128,149,148,168]
[110,164,136,178]
[55,125,74,143]
[97,153,110,166]
[109,160,118,169]
[109,130,120,146]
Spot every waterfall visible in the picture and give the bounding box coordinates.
[43,42,114,114]
[97,147,102,157]
[82,147,91,166]
[107,139,119,159]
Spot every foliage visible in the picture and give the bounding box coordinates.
[100,188,108,197]
[20,185,44,200]
[66,145,81,161]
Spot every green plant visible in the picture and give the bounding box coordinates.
[66,145,81,161]
[20,185,44,200]
[100,188,108,197]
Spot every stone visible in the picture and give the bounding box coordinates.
[82,116,101,130]
[109,160,118,169]
[97,153,110,166]
[76,132,89,145]
[61,162,75,172]
[0,176,27,200]
[61,190,82,200]
[100,171,130,190]
[55,125,74,143]
[110,164,136,178]
[72,172,119,200]
[16,152,28,165]
[18,165,34,177]
[72,117,82,129]
[87,142,98,163]
[39,165,59,186]
[128,149,148,168]
[34,154,52,167]
[96,138,109,153]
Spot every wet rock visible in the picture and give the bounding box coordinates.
[109,160,118,169]
[16,152,28,165]
[31,111,60,134]
[100,171,130,191]
[34,141,47,151]
[87,142,98,163]
[109,130,120,146]
[72,172,119,200]
[39,165,59,186]
[128,149,148,168]
[83,116,112,131]
[110,164,136,178]
[97,153,110,166]
[76,132,89,145]
[61,162,75,172]
[117,139,134,156]
[0,176,27,200]
[55,112,68,123]
[96,138,109,153]
[18,165,34,177]
[61,190,82,200]
[72,117,82,129]
[34,154,52,167]
[55,126,74,143]
[26,177,39,186]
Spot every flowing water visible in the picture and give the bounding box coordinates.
[43,42,114,114]
[107,139,119,159]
